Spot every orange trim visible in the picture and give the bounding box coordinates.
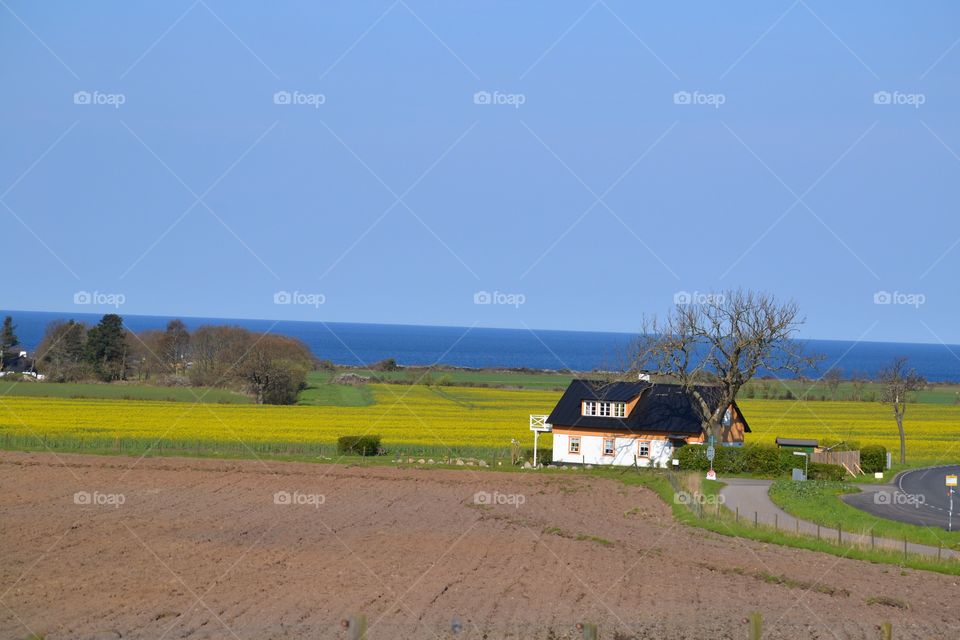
[552,426,674,440]
[602,437,615,456]
[568,435,581,454]
[637,440,651,458]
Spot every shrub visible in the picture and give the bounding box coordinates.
[371,358,399,372]
[676,444,709,471]
[808,463,847,481]
[523,448,553,464]
[337,435,382,456]
[861,445,887,473]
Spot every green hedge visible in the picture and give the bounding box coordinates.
[523,448,553,464]
[337,435,382,456]
[675,444,811,477]
[808,462,847,481]
[860,445,887,473]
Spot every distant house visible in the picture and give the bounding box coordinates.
[0,348,43,380]
[546,379,751,467]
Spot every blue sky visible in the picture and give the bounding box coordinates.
[2,1,959,343]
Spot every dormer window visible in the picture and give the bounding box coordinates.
[582,400,626,418]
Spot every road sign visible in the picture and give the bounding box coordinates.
[706,445,716,462]
[706,469,716,480]
[947,475,958,487]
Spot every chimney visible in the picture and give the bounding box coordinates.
[638,372,651,382]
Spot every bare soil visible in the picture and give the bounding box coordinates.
[1,452,957,639]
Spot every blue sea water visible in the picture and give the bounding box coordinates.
[5,310,960,382]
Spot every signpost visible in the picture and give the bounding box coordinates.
[705,438,716,480]
[793,451,809,481]
[948,475,957,532]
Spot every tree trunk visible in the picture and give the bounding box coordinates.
[896,412,906,465]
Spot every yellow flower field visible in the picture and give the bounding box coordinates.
[0,386,959,463]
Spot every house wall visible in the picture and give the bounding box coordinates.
[684,403,748,445]
[552,430,675,467]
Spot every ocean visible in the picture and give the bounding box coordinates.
[5,310,960,382]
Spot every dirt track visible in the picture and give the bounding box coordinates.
[1,452,957,639]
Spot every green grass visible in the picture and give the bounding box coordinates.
[297,374,374,407]
[742,378,960,405]
[767,479,960,550]
[0,380,251,403]
[318,368,573,391]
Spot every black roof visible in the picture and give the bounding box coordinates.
[776,437,817,447]
[546,379,751,436]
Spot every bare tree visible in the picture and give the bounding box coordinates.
[632,289,819,441]
[878,357,925,464]
[823,366,843,400]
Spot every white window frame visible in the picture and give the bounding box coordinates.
[638,441,651,458]
[582,400,627,418]
[568,436,581,454]
[602,438,615,456]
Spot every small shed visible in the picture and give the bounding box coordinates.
[775,437,818,453]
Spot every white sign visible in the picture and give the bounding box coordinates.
[947,475,958,487]
[706,469,717,480]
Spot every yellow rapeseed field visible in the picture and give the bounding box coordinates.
[1,386,958,463]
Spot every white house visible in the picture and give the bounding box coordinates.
[546,379,751,467]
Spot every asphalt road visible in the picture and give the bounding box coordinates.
[842,465,960,530]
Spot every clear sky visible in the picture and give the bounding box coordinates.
[2,1,959,343]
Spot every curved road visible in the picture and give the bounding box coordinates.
[843,465,960,530]
[719,477,959,559]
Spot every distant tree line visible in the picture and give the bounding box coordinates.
[33,314,315,404]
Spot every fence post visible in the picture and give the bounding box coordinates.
[871,531,875,550]
[748,612,762,640]
[736,506,739,523]
[344,614,367,640]
[838,523,842,545]
[754,511,758,527]
[938,544,942,561]
[880,621,892,640]
[774,513,778,530]
[903,538,907,560]
[795,519,799,535]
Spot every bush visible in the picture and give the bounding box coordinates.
[861,445,887,473]
[677,444,803,477]
[741,445,785,476]
[337,435,382,456]
[807,463,847,481]
[523,448,553,464]
[371,358,399,372]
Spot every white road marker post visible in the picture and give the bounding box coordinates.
[947,475,957,532]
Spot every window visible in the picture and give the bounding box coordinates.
[582,401,627,418]
[638,441,650,458]
[603,438,615,456]
[568,436,581,454]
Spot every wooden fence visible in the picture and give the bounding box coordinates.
[811,450,862,475]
